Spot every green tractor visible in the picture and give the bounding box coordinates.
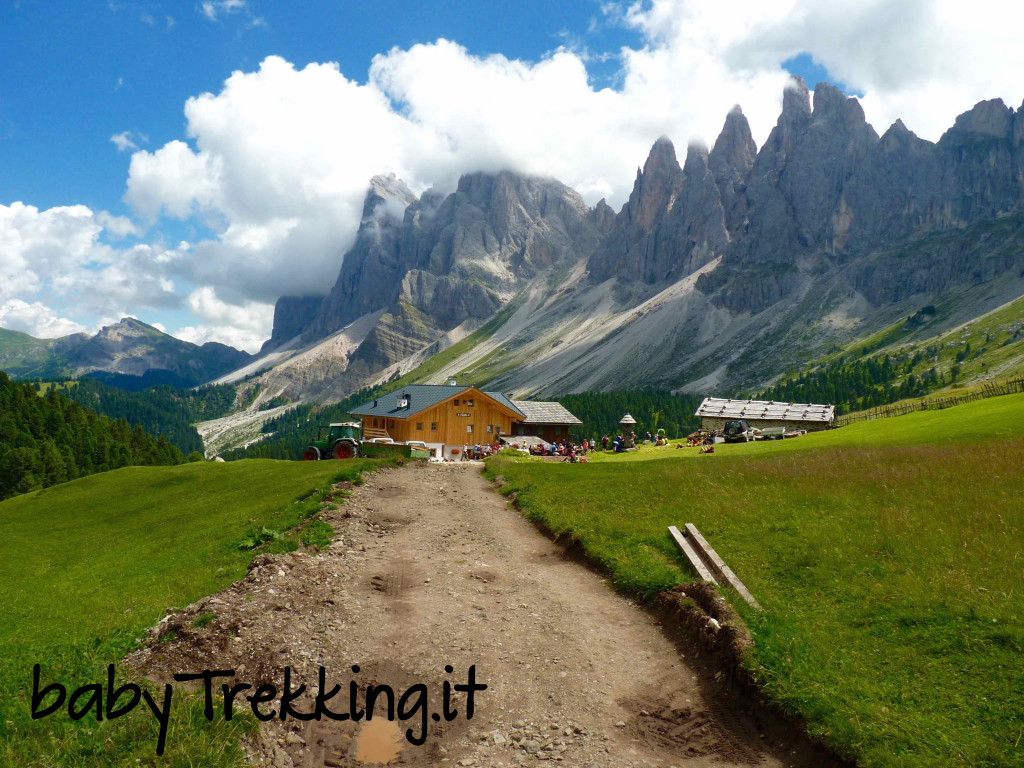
[304,422,362,460]
[303,422,433,461]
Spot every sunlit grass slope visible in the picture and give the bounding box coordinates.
[0,458,381,767]
[487,394,1024,768]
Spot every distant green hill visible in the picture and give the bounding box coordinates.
[0,327,72,378]
[0,318,251,386]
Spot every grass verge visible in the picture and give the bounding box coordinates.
[0,457,385,767]
[486,394,1024,767]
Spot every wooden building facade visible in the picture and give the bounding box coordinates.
[348,385,584,458]
[349,385,525,458]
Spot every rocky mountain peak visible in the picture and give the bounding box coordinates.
[754,77,812,176]
[96,317,155,341]
[811,81,872,135]
[1015,99,1024,147]
[643,136,679,174]
[939,98,1014,145]
[624,136,685,232]
[361,173,418,221]
[782,76,812,120]
[709,106,757,237]
[682,141,710,174]
[878,118,930,155]
[589,198,617,233]
[709,106,757,174]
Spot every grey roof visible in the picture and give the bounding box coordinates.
[695,397,835,423]
[348,385,525,420]
[511,400,583,425]
[619,413,636,425]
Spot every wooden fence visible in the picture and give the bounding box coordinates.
[835,376,1024,427]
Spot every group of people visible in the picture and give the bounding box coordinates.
[459,441,501,461]
[528,438,593,458]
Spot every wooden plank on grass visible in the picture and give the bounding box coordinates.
[668,525,719,584]
[684,523,763,611]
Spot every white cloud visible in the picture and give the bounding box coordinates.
[110,130,146,152]
[172,286,274,352]
[200,0,247,22]
[0,203,179,332]
[126,140,222,219]
[96,211,138,238]
[0,299,87,338]
[0,202,113,302]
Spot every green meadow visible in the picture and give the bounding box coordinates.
[487,393,1024,768]
[0,458,382,767]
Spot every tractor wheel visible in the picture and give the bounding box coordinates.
[303,446,320,461]
[334,441,355,460]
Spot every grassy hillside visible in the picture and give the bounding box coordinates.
[0,458,383,766]
[0,328,66,378]
[486,394,1024,768]
[758,295,1024,412]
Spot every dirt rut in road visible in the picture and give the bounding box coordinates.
[128,463,828,767]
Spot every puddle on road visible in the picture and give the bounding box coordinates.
[353,717,404,764]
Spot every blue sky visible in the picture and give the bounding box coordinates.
[0,1,642,215]
[2,0,1021,350]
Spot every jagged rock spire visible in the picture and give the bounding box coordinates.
[622,136,685,232]
[709,105,757,236]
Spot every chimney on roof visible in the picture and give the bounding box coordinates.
[397,393,410,409]
[448,377,457,386]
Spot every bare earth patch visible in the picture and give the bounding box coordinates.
[128,463,831,767]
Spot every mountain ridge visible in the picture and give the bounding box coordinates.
[236,81,1023,412]
[0,318,252,386]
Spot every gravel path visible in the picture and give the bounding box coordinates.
[129,463,822,768]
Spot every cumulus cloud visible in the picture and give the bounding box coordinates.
[126,140,222,219]
[0,202,178,332]
[0,202,112,301]
[0,299,87,338]
[172,286,274,352]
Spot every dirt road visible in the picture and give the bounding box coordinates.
[130,463,826,767]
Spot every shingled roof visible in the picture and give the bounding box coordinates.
[511,400,583,425]
[348,385,525,420]
[695,397,835,423]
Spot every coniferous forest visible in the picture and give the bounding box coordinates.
[0,372,186,501]
[553,391,704,441]
[756,352,944,414]
[65,378,237,455]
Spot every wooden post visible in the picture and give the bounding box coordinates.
[683,524,763,611]
[668,526,719,585]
